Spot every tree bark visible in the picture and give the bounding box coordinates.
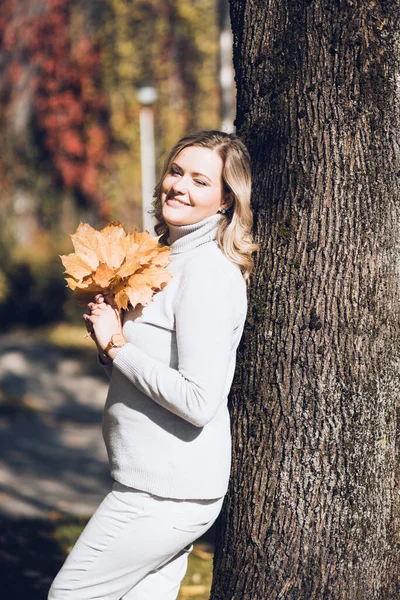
[211,1,400,599]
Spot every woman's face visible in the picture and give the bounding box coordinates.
[161,146,225,226]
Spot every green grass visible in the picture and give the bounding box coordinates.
[43,322,97,351]
[179,547,213,599]
[51,516,90,554]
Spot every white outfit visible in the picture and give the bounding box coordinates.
[48,214,247,599]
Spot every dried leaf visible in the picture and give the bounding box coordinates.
[92,263,116,287]
[117,252,143,280]
[61,222,172,310]
[123,273,154,308]
[64,275,82,292]
[60,253,93,281]
[152,246,171,268]
[69,223,102,270]
[95,222,127,268]
[124,230,161,266]
[113,288,130,311]
[140,265,173,289]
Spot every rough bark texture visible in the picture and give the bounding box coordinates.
[211,1,400,599]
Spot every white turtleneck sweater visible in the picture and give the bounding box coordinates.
[101,214,248,499]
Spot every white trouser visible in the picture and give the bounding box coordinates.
[48,482,223,600]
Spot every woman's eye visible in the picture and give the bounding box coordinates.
[170,168,180,175]
[195,179,206,186]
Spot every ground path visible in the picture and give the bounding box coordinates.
[0,329,111,519]
[0,328,111,598]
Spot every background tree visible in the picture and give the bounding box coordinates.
[211,1,400,599]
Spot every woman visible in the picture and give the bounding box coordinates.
[49,130,257,600]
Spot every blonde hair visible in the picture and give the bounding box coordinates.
[153,130,258,280]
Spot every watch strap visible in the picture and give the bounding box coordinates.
[103,340,115,357]
[103,334,127,357]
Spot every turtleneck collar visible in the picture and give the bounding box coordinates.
[167,214,223,255]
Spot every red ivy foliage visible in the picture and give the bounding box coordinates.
[0,0,111,217]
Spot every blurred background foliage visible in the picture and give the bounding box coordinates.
[0,0,233,329]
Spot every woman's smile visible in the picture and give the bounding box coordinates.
[165,195,191,208]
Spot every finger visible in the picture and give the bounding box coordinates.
[97,302,109,311]
[88,302,106,312]
[92,302,111,314]
[83,315,94,332]
[84,311,97,322]
[94,302,110,313]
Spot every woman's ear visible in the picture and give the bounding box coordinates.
[220,192,234,213]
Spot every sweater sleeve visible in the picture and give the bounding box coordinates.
[112,268,238,427]
[98,354,113,379]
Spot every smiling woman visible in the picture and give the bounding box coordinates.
[161,146,227,226]
[48,130,257,600]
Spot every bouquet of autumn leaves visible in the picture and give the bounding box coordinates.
[60,222,172,310]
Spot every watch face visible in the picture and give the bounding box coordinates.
[111,334,126,346]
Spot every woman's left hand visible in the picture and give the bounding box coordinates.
[84,294,122,354]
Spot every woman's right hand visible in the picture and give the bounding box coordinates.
[84,294,121,362]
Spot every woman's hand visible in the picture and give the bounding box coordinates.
[83,294,122,358]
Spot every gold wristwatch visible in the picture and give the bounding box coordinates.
[103,334,127,358]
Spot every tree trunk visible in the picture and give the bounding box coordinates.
[211,1,400,599]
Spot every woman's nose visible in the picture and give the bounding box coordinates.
[171,175,188,194]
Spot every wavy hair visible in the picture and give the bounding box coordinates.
[152,130,258,280]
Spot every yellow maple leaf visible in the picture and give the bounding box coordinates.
[69,223,102,270]
[117,250,143,280]
[150,246,171,268]
[61,253,94,282]
[114,273,154,309]
[61,222,172,310]
[140,265,173,289]
[95,221,127,268]
[92,263,116,288]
